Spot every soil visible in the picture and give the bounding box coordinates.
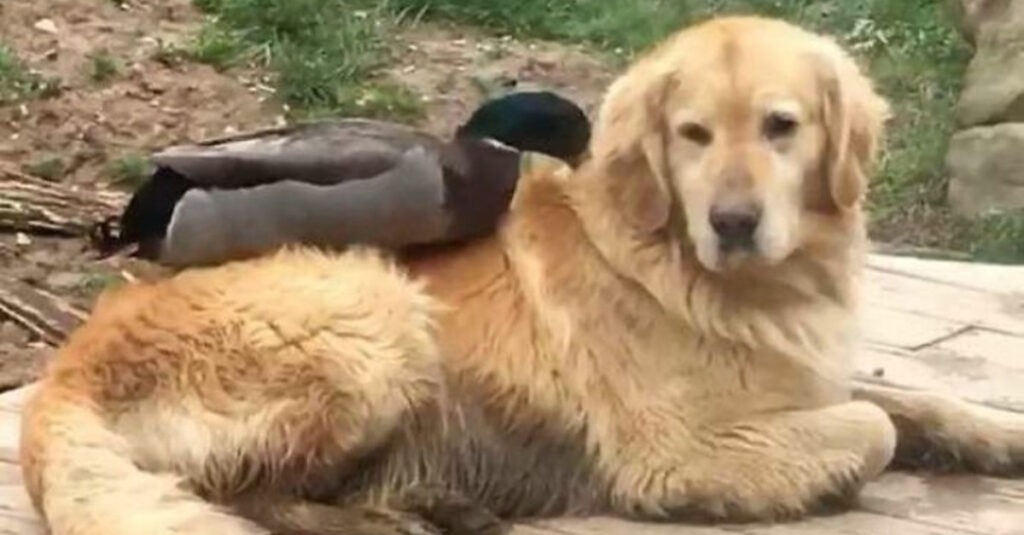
[0,0,617,390]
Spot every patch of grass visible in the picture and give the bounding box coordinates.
[0,44,52,104]
[953,211,1024,264]
[22,153,65,182]
[87,50,121,84]
[388,0,695,54]
[312,80,425,122]
[152,41,190,68]
[190,0,418,119]
[105,152,151,188]
[187,24,250,70]
[77,271,124,297]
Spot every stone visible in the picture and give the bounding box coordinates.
[947,123,1024,216]
[955,0,1024,126]
[44,271,85,290]
[33,18,58,35]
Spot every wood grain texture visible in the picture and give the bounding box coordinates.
[0,164,125,237]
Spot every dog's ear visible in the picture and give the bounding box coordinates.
[590,67,674,233]
[815,44,890,211]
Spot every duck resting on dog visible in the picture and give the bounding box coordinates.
[91,90,591,268]
[22,15,1024,535]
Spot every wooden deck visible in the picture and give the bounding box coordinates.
[0,253,1023,535]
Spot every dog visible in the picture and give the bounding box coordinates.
[20,15,1024,535]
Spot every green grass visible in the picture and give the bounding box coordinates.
[189,0,424,121]
[22,153,65,182]
[152,41,191,68]
[76,271,124,298]
[188,24,250,70]
[0,44,53,104]
[105,152,151,188]
[955,211,1024,264]
[87,50,121,84]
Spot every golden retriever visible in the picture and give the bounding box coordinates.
[20,15,1024,535]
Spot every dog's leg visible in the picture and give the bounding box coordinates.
[607,401,896,521]
[235,498,443,535]
[232,486,507,535]
[388,485,508,535]
[853,380,1024,475]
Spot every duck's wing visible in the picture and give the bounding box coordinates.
[151,119,443,189]
[157,146,454,267]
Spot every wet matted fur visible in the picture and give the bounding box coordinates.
[20,16,1024,535]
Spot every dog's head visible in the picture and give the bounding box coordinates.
[589,16,889,273]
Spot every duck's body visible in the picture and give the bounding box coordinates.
[92,91,590,267]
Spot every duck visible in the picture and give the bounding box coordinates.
[90,90,590,268]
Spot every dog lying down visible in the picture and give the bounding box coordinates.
[20,15,1024,535]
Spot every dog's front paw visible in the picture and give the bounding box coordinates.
[890,398,1024,476]
[391,485,508,535]
[615,451,875,522]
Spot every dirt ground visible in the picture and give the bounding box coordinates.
[0,0,616,390]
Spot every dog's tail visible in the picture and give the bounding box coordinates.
[20,386,267,535]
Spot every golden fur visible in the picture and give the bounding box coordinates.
[20,16,1024,535]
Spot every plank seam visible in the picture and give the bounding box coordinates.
[907,325,977,352]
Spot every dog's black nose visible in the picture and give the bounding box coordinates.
[709,204,761,251]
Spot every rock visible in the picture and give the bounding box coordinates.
[947,123,1024,216]
[33,18,58,35]
[44,271,85,290]
[955,0,1024,126]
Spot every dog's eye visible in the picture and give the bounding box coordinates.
[679,122,712,146]
[763,112,798,139]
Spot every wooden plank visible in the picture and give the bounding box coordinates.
[0,410,19,465]
[0,486,36,523]
[863,269,1024,336]
[531,516,731,535]
[0,515,43,535]
[856,344,1024,413]
[867,254,1024,295]
[512,524,584,535]
[861,307,967,350]
[0,387,34,414]
[859,472,1024,535]
[729,511,973,535]
[0,463,21,487]
[532,509,978,535]
[933,328,1024,372]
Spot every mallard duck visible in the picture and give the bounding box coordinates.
[91,91,590,268]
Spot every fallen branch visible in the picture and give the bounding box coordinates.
[0,277,86,346]
[0,163,126,236]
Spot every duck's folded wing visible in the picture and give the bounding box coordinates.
[158,146,452,267]
[151,119,443,189]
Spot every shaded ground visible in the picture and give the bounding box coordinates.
[0,0,617,389]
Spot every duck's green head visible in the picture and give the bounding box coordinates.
[455,91,591,167]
